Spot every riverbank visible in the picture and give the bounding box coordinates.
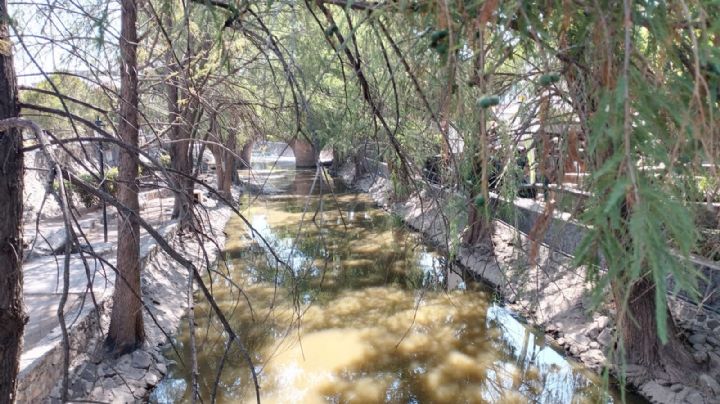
[17,186,238,403]
[338,163,720,404]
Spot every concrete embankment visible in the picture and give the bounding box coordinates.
[17,188,237,403]
[338,161,720,404]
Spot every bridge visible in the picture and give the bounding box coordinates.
[240,139,329,168]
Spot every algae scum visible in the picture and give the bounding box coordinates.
[151,169,634,403]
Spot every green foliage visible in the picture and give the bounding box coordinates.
[159,153,172,168]
[477,95,500,109]
[473,194,485,208]
[324,24,338,37]
[61,167,120,208]
[20,74,110,136]
[537,73,560,87]
[445,193,468,258]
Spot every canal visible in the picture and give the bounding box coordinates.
[151,167,640,403]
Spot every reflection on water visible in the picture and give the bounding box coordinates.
[151,168,636,404]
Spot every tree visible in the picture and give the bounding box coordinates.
[558,3,699,381]
[207,109,236,199]
[0,0,25,398]
[105,0,144,355]
[159,4,217,229]
[165,44,198,228]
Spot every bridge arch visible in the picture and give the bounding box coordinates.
[242,139,319,168]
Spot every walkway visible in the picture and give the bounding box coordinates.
[17,189,177,400]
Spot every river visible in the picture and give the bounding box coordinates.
[150,166,642,403]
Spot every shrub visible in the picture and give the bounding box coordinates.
[78,173,99,207]
[159,153,171,168]
[66,167,120,208]
[105,167,119,196]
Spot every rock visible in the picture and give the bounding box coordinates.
[641,381,671,402]
[589,341,600,349]
[624,364,647,378]
[573,334,591,346]
[707,319,720,330]
[597,328,613,347]
[675,387,690,402]
[79,364,97,381]
[570,344,589,356]
[699,374,720,394]
[670,384,684,393]
[709,352,720,369]
[556,337,566,346]
[707,336,720,348]
[684,390,704,404]
[89,386,106,401]
[587,327,601,340]
[693,351,709,364]
[580,349,605,365]
[657,378,672,387]
[694,343,707,352]
[132,350,153,370]
[689,333,707,345]
[145,370,161,386]
[113,390,136,403]
[116,354,132,371]
[35,227,69,255]
[151,349,165,362]
[546,322,562,335]
[103,375,121,389]
[124,366,147,380]
[69,379,91,397]
[157,362,167,375]
[98,363,117,378]
[132,387,148,399]
[595,315,610,329]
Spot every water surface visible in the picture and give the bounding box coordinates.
[151,168,638,403]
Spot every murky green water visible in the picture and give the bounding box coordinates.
[151,167,640,404]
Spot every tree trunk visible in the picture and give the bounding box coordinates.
[464,29,493,248]
[213,149,225,196]
[106,0,144,355]
[0,1,26,399]
[169,104,197,227]
[220,134,235,199]
[164,14,196,229]
[238,140,252,169]
[614,277,693,381]
[208,114,235,200]
[329,147,342,174]
[211,143,233,200]
[168,106,195,228]
[463,204,493,247]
